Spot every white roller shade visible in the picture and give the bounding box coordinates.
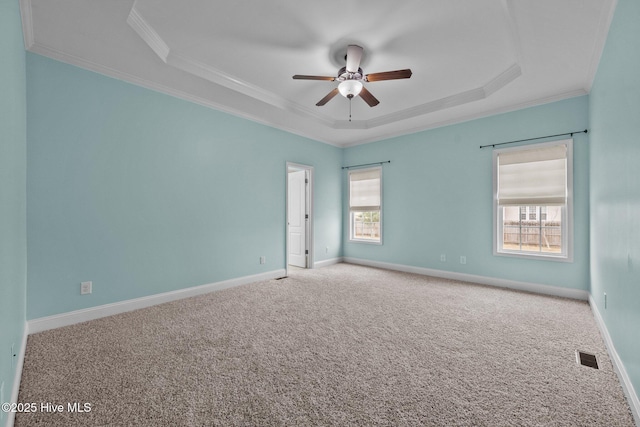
[349,168,381,211]
[497,142,568,206]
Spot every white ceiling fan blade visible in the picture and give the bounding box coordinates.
[345,45,363,73]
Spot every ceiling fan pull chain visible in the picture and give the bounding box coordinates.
[349,97,352,122]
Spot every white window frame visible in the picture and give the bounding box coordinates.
[493,139,573,262]
[348,166,383,244]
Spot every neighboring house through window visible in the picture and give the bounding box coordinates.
[493,139,573,260]
[348,167,382,243]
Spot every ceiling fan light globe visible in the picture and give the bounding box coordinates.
[338,80,363,98]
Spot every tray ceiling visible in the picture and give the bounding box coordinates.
[20,0,616,147]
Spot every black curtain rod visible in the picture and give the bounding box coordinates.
[342,160,391,170]
[479,129,588,149]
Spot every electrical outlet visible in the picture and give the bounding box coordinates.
[326,247,329,254]
[80,281,92,295]
[260,256,266,265]
[460,256,467,265]
[440,254,446,262]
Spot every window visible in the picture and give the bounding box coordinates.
[349,167,382,243]
[493,139,572,260]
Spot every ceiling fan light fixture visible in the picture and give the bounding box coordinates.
[338,80,363,98]
[293,44,410,107]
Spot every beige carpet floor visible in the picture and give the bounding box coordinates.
[16,263,635,426]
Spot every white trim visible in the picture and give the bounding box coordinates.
[123,6,526,133]
[365,64,522,129]
[27,269,285,334]
[18,0,34,50]
[27,44,243,118]
[340,90,589,148]
[483,63,522,97]
[500,0,524,65]
[166,53,334,127]
[21,0,597,149]
[125,7,334,128]
[14,259,638,426]
[492,139,574,262]
[126,5,170,63]
[25,43,343,149]
[24,40,587,149]
[5,326,28,427]
[26,4,528,146]
[585,0,619,92]
[285,162,314,276]
[314,257,344,269]
[342,257,589,300]
[589,296,640,426]
[348,166,383,245]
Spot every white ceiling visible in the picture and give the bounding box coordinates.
[20,0,616,147]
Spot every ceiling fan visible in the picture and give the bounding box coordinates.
[293,45,412,107]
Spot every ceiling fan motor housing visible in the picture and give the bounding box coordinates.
[337,66,364,82]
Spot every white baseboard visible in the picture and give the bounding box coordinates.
[5,324,28,427]
[14,260,639,426]
[314,257,344,268]
[589,296,640,426]
[28,269,286,334]
[342,258,636,423]
[342,257,590,301]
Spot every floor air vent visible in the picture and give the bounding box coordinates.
[576,350,599,369]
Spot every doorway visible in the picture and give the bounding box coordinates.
[286,162,313,276]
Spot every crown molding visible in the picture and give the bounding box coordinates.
[484,63,522,97]
[126,5,526,133]
[500,0,524,64]
[358,63,521,130]
[27,43,231,114]
[26,42,342,147]
[341,88,588,148]
[367,87,486,129]
[127,3,170,63]
[166,52,335,127]
[23,0,602,148]
[126,6,336,128]
[19,0,34,49]
[24,40,586,150]
[585,0,618,92]
[338,1,524,130]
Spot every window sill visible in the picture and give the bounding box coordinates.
[349,239,382,245]
[495,250,572,263]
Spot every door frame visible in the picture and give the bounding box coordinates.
[286,162,314,277]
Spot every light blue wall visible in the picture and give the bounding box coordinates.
[344,96,590,290]
[589,0,640,401]
[12,0,640,410]
[26,53,342,319]
[0,0,28,418]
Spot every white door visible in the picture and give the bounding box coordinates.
[288,170,307,267]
